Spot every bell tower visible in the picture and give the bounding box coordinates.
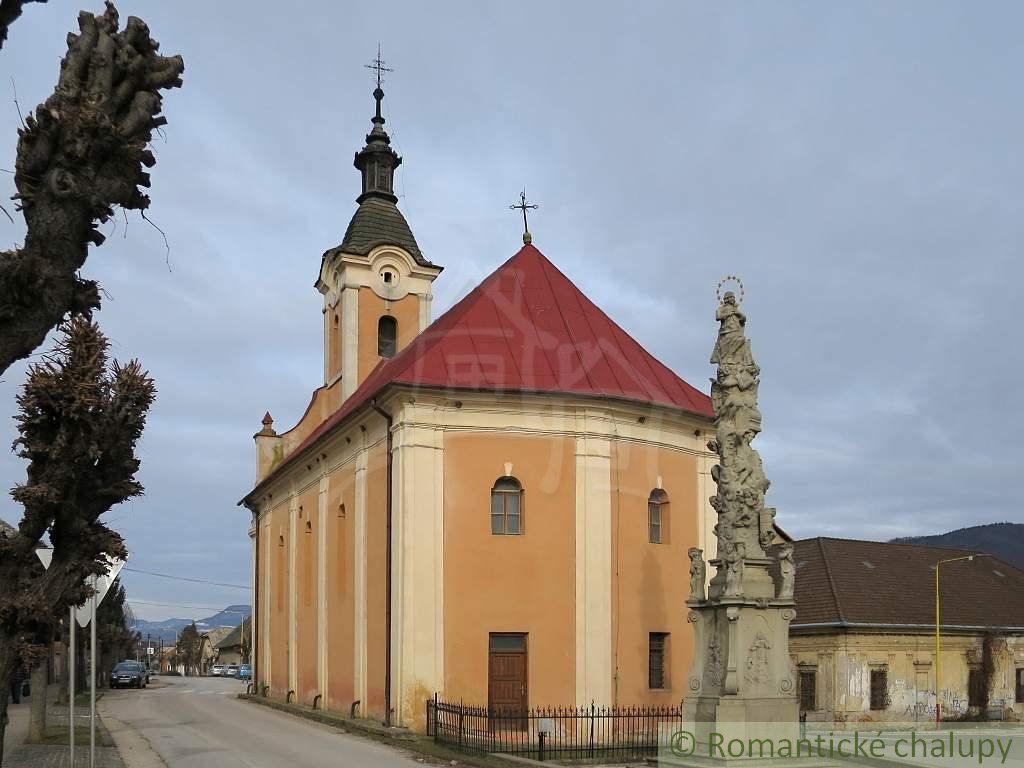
[315,59,442,402]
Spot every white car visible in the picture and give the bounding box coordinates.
[211,664,225,677]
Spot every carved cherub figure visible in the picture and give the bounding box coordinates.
[688,548,706,601]
[759,508,777,550]
[723,540,746,597]
[778,543,795,599]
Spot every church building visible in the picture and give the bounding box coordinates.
[239,81,720,730]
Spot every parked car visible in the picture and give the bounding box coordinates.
[225,664,239,678]
[211,664,224,677]
[237,664,252,680]
[110,661,146,689]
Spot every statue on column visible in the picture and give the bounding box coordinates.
[707,282,777,593]
[679,278,800,752]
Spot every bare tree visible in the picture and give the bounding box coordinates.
[0,318,155,762]
[0,1,183,375]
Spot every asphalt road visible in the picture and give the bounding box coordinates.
[99,675,424,768]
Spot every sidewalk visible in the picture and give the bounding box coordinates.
[4,684,125,768]
[3,701,29,764]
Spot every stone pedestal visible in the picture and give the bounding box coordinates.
[684,588,799,749]
[661,563,836,767]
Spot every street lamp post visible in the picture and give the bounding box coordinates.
[934,553,990,723]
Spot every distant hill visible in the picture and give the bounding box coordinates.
[130,604,250,643]
[891,523,1024,569]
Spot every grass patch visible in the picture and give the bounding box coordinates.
[26,724,115,747]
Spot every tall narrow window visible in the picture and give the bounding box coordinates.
[870,669,888,710]
[378,315,397,358]
[649,633,669,689]
[799,670,817,711]
[648,489,668,544]
[491,477,523,535]
[1016,669,1023,704]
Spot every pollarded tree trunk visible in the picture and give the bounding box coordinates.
[0,318,155,767]
[0,1,183,375]
[27,657,46,742]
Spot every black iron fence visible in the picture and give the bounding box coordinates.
[426,695,684,762]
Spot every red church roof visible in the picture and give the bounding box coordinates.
[251,244,712,494]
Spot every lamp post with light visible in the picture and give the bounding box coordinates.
[934,553,991,723]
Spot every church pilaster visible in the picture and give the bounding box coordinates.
[341,286,360,400]
[287,487,299,698]
[390,403,445,727]
[316,472,329,703]
[352,439,369,715]
[574,410,613,708]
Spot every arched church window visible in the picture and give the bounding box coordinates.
[648,489,668,544]
[378,315,397,358]
[491,477,523,535]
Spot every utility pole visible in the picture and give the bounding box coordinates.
[90,585,97,767]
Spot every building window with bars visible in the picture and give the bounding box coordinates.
[869,668,888,710]
[799,669,817,711]
[378,315,397,358]
[649,632,669,689]
[648,489,668,544]
[491,477,523,535]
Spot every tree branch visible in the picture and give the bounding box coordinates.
[0,0,47,50]
[0,2,183,375]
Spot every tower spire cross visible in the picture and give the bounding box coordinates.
[365,44,393,89]
[510,190,539,244]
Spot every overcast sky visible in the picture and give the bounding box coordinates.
[2,1,1021,620]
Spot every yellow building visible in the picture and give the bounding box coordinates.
[239,84,721,730]
[789,538,1024,723]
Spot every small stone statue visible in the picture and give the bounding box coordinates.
[723,541,746,597]
[778,543,795,599]
[711,292,748,365]
[688,548,706,601]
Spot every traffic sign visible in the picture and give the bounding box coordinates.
[76,556,126,627]
[35,547,53,570]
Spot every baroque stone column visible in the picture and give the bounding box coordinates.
[678,289,799,759]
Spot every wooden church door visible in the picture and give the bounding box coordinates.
[488,633,528,728]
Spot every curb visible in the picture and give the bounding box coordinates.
[238,694,544,767]
[97,698,167,768]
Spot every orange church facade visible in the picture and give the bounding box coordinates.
[240,86,718,730]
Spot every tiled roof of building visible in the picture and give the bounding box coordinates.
[202,627,234,648]
[249,244,714,497]
[333,197,433,267]
[217,618,251,650]
[789,537,1024,631]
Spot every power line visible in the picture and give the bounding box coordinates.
[128,598,249,613]
[122,567,248,590]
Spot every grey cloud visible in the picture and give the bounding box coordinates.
[2,0,1021,617]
